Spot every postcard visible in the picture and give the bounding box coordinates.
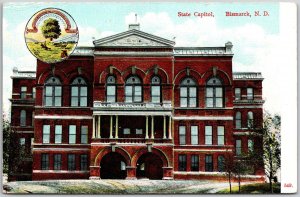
[1,2,297,194]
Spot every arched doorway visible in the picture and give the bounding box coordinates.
[136,153,163,180]
[100,152,127,179]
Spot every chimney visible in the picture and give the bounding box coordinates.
[128,13,140,30]
[225,41,233,54]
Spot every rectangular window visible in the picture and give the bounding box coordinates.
[134,86,142,102]
[179,126,186,145]
[125,86,132,103]
[205,155,213,172]
[107,86,116,103]
[236,140,242,156]
[217,126,225,145]
[80,87,87,106]
[32,87,36,99]
[80,154,88,171]
[45,86,53,106]
[20,86,27,99]
[55,125,62,144]
[248,139,254,152]
[42,125,50,144]
[205,126,212,145]
[191,155,199,171]
[69,125,76,144]
[54,86,62,106]
[54,154,62,170]
[136,129,143,135]
[215,87,223,107]
[247,88,253,100]
[151,86,160,103]
[180,87,187,107]
[81,126,88,144]
[41,153,49,170]
[178,154,187,171]
[189,87,197,107]
[71,86,79,106]
[191,126,198,145]
[123,128,130,134]
[235,88,241,100]
[206,87,214,107]
[68,154,76,171]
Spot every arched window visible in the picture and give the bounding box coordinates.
[44,77,62,106]
[247,111,254,128]
[217,155,225,172]
[125,76,142,103]
[180,77,197,107]
[206,77,223,108]
[71,77,87,107]
[235,112,242,129]
[20,110,26,126]
[151,76,161,103]
[106,76,116,103]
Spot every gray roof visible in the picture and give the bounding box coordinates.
[233,72,263,80]
[11,70,36,79]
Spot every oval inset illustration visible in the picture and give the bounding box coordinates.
[25,8,79,64]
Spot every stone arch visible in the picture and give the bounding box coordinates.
[37,68,68,85]
[145,65,169,84]
[94,146,131,167]
[173,68,202,85]
[67,70,91,85]
[122,66,146,83]
[131,147,169,167]
[201,68,232,86]
[99,66,123,84]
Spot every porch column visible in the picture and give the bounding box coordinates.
[168,116,172,139]
[92,115,95,139]
[145,116,149,139]
[163,116,167,139]
[110,115,113,139]
[115,115,119,139]
[97,116,101,138]
[151,116,154,139]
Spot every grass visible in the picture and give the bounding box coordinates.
[27,42,75,63]
[217,182,281,194]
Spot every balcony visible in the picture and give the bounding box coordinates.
[93,101,172,111]
[233,99,265,105]
[92,138,173,144]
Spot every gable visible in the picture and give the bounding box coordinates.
[93,29,175,48]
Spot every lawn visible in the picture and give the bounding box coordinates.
[27,42,75,63]
[217,182,281,194]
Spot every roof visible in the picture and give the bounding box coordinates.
[11,69,36,79]
[93,29,175,48]
[233,72,263,80]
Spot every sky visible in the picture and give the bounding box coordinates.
[3,2,282,115]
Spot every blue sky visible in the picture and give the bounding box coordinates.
[3,2,281,114]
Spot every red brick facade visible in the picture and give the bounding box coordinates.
[9,25,265,181]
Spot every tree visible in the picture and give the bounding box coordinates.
[41,18,61,41]
[262,112,281,193]
[2,114,10,173]
[223,153,235,193]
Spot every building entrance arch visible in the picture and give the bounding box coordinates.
[136,152,163,180]
[100,152,127,179]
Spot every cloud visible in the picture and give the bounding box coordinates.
[3,12,282,115]
[130,12,281,113]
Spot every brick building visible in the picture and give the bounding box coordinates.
[9,23,265,181]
